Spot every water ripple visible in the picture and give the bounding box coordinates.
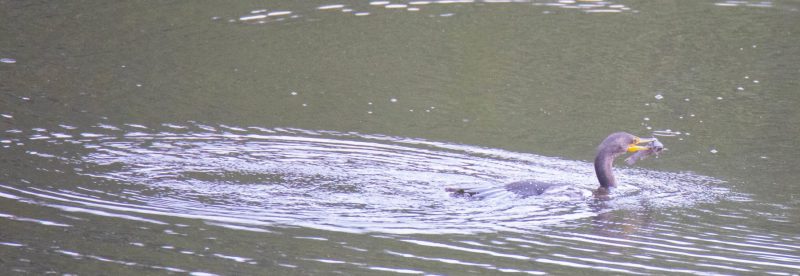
[0,123,729,234]
[224,0,638,26]
[5,123,800,274]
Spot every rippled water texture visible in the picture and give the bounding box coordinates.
[2,124,799,274]
[0,123,728,235]
[232,0,638,25]
[3,0,800,274]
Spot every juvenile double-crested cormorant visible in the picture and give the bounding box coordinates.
[447,132,659,198]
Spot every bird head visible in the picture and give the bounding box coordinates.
[599,132,656,156]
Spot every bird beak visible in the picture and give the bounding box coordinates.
[627,137,657,152]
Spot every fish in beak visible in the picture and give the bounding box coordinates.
[625,137,664,165]
[627,137,658,153]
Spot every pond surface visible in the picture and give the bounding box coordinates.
[2,0,800,275]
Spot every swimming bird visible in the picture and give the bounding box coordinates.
[446,132,659,198]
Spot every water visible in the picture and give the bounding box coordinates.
[0,124,728,235]
[2,0,800,275]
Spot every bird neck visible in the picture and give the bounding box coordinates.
[594,149,617,189]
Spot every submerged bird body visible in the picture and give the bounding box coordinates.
[447,180,561,198]
[447,132,660,198]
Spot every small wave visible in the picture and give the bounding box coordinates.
[0,123,730,234]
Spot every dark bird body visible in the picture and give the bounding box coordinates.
[447,132,660,198]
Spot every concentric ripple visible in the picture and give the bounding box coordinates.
[0,123,730,234]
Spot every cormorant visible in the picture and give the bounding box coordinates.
[446,132,660,198]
